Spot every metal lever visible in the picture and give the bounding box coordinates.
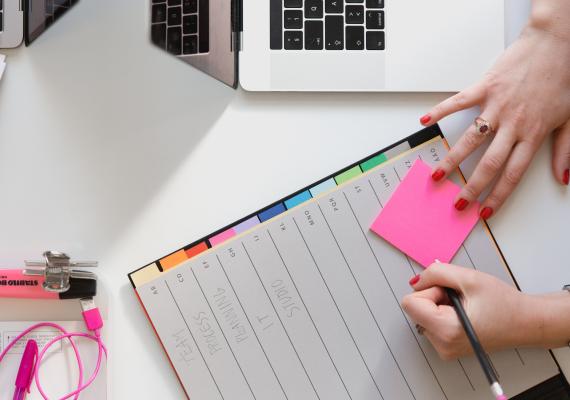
[23,251,98,294]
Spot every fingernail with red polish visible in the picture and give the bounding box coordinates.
[420,114,431,125]
[454,198,469,211]
[432,169,445,181]
[409,275,420,286]
[564,169,569,186]
[480,207,494,219]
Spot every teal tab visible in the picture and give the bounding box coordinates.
[284,190,312,210]
[360,153,387,172]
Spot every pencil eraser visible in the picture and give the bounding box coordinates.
[496,395,508,400]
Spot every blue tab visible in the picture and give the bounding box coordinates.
[284,190,312,210]
[258,203,287,222]
[309,178,337,197]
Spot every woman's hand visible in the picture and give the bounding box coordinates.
[420,1,570,219]
[402,263,538,359]
[401,263,570,360]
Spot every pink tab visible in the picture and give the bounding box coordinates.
[370,159,480,268]
[209,228,236,247]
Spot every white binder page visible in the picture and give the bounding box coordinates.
[135,137,558,400]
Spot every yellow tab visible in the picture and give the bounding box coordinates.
[130,263,161,288]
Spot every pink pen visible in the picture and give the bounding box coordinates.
[0,268,97,299]
[13,340,38,400]
[0,270,59,299]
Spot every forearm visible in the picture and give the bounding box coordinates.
[522,291,570,349]
[529,0,570,41]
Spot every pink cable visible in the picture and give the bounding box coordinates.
[0,322,107,400]
[36,330,107,400]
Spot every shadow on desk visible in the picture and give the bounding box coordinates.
[0,35,236,258]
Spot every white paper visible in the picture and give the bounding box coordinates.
[0,320,107,400]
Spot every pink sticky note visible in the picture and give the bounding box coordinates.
[370,159,480,268]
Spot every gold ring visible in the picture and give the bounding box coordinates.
[474,117,494,137]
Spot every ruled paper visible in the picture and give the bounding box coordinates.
[137,138,558,400]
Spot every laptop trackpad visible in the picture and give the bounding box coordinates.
[270,53,386,91]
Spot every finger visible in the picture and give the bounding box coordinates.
[421,330,448,357]
[401,293,442,332]
[410,286,448,305]
[420,84,486,126]
[410,263,475,293]
[481,140,538,217]
[422,313,471,361]
[455,130,517,206]
[552,121,570,186]
[431,112,499,181]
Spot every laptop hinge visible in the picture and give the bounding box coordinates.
[231,0,243,51]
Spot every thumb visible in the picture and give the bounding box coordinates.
[552,120,570,186]
[410,262,475,292]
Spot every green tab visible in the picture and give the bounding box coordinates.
[360,153,387,172]
[335,166,362,185]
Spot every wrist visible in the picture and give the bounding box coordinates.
[507,293,546,348]
[516,292,570,349]
[537,292,570,348]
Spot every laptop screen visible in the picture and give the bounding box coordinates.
[25,0,79,45]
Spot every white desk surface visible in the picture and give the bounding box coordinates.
[0,0,568,398]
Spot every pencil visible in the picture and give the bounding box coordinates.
[445,288,506,399]
[434,260,507,400]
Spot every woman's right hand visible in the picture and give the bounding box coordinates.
[402,263,570,360]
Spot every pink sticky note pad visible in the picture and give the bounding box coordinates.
[370,159,480,268]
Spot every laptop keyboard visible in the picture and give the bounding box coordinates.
[270,0,385,51]
[150,0,209,56]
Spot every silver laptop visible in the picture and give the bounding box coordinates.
[151,0,504,91]
[0,0,79,48]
